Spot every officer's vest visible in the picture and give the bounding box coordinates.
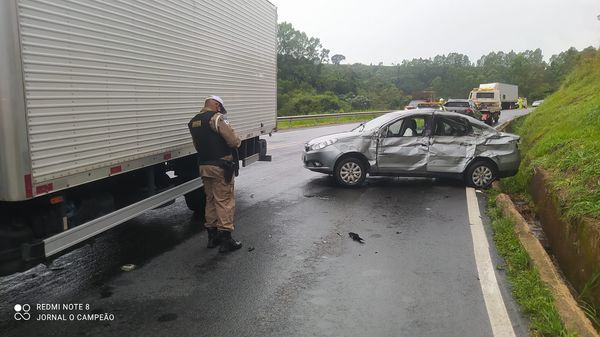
[188,111,231,162]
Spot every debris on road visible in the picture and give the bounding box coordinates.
[120,264,136,272]
[248,247,255,252]
[349,232,365,243]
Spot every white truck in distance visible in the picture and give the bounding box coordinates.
[0,0,277,275]
[468,83,519,111]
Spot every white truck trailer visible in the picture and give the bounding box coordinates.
[0,0,277,275]
[468,83,519,111]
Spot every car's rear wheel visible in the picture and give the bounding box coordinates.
[466,160,496,189]
[334,157,366,187]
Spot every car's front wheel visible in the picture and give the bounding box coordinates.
[334,156,366,187]
[466,160,496,189]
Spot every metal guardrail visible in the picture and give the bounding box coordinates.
[276,111,390,127]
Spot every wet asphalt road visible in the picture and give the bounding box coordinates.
[1,109,531,337]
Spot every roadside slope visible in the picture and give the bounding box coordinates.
[503,50,600,329]
[508,50,600,220]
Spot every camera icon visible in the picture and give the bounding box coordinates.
[14,304,31,321]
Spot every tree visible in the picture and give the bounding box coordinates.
[320,48,330,64]
[277,22,324,62]
[331,54,346,65]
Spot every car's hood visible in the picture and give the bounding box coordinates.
[306,131,357,146]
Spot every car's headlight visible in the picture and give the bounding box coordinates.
[309,138,338,151]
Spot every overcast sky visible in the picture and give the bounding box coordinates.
[271,0,600,65]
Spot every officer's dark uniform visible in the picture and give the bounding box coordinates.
[188,101,242,253]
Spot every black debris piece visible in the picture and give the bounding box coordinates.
[348,232,365,243]
[248,247,255,252]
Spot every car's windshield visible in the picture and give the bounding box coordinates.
[352,113,400,132]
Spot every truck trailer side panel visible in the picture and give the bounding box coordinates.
[480,83,518,102]
[1,0,277,201]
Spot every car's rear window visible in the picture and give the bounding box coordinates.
[445,102,470,107]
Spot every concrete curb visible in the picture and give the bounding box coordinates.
[495,193,599,337]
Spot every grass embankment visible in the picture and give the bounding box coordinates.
[494,51,600,334]
[487,189,576,337]
[276,113,383,129]
[502,51,600,219]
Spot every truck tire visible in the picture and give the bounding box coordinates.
[334,156,366,187]
[184,186,206,214]
[465,160,497,189]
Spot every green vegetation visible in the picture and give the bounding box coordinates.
[579,272,600,328]
[277,22,596,117]
[502,51,600,219]
[499,50,600,332]
[487,190,577,337]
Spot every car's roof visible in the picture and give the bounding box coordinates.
[388,109,475,119]
[383,109,497,131]
[446,98,470,102]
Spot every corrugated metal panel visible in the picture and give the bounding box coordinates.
[18,0,277,184]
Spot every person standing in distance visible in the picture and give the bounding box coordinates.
[188,96,242,253]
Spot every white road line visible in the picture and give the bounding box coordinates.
[466,187,516,337]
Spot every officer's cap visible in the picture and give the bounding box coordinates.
[206,95,224,106]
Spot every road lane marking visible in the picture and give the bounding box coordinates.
[466,187,517,337]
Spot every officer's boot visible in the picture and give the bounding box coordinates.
[218,230,242,253]
[206,227,220,249]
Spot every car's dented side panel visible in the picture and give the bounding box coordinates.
[427,135,478,173]
[376,137,430,172]
[474,133,521,173]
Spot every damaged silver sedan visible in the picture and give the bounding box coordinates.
[302,109,520,188]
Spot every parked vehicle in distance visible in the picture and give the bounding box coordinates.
[404,100,427,110]
[532,100,544,107]
[303,109,520,189]
[469,83,519,112]
[405,100,445,110]
[479,108,494,126]
[443,99,477,117]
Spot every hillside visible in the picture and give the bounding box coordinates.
[507,51,600,220]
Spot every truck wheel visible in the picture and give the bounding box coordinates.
[334,156,366,187]
[466,160,496,189]
[184,187,206,215]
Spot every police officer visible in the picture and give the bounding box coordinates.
[188,96,242,253]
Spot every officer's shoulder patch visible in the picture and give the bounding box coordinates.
[217,114,231,125]
[191,120,202,128]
